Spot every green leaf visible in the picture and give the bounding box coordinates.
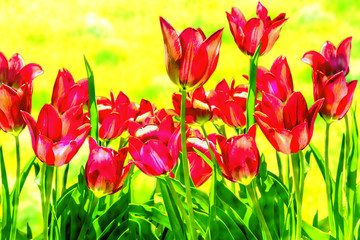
[84,56,99,143]
[131,215,159,240]
[309,143,334,188]
[0,146,11,238]
[334,135,345,239]
[62,163,70,195]
[193,147,213,168]
[129,203,170,229]
[302,220,336,240]
[26,223,32,239]
[216,207,247,239]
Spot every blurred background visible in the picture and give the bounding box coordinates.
[0,0,359,235]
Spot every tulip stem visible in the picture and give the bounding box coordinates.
[291,152,303,240]
[180,88,196,240]
[246,182,272,240]
[324,123,336,236]
[10,135,21,240]
[41,164,54,240]
[246,44,261,132]
[77,194,98,240]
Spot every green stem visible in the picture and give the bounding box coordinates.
[164,175,192,239]
[41,165,54,240]
[246,183,272,240]
[291,152,302,240]
[10,135,21,240]
[180,88,196,240]
[324,123,336,236]
[246,45,261,132]
[77,194,98,240]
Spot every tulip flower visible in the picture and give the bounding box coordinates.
[207,79,259,129]
[254,92,324,154]
[85,137,132,197]
[84,91,137,140]
[170,86,213,124]
[312,71,357,123]
[302,37,352,77]
[0,52,43,135]
[51,68,89,114]
[128,115,180,176]
[21,104,91,166]
[160,17,223,90]
[256,56,293,102]
[215,125,260,184]
[132,99,158,124]
[226,2,287,56]
[186,133,219,187]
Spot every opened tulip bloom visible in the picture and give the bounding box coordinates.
[171,86,212,124]
[51,68,88,114]
[85,137,132,197]
[216,125,260,184]
[160,17,223,90]
[0,52,43,134]
[22,104,91,166]
[313,71,357,123]
[129,115,180,176]
[256,56,293,101]
[254,92,323,154]
[302,37,352,77]
[226,2,287,56]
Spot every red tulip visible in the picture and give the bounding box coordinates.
[85,137,132,197]
[160,17,223,90]
[226,2,287,56]
[216,125,260,184]
[128,115,180,176]
[302,37,352,77]
[133,99,157,125]
[171,86,212,124]
[21,104,91,166]
[51,68,88,114]
[186,133,220,187]
[313,71,357,122]
[254,92,324,154]
[84,91,137,140]
[207,79,259,129]
[256,56,293,102]
[0,53,43,135]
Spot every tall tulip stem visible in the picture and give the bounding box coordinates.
[291,152,303,240]
[180,88,196,240]
[41,164,54,240]
[246,182,272,240]
[246,44,261,132]
[10,135,21,240]
[324,123,336,236]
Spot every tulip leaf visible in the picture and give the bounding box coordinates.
[192,147,213,169]
[130,215,159,240]
[129,203,171,229]
[84,56,99,144]
[334,135,345,238]
[216,207,247,239]
[62,163,70,195]
[302,220,336,240]
[0,146,11,238]
[309,143,334,188]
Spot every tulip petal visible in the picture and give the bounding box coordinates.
[53,141,77,166]
[261,92,284,128]
[17,63,43,86]
[0,108,10,132]
[115,91,130,106]
[51,68,75,110]
[290,122,309,153]
[37,104,62,141]
[73,124,92,148]
[21,111,38,150]
[0,52,8,83]
[7,54,25,87]
[336,37,352,75]
[320,41,336,64]
[283,92,308,130]
[302,51,331,76]
[243,18,264,56]
[335,80,357,120]
[37,134,55,165]
[188,152,212,187]
[61,105,84,140]
[223,100,246,128]
[256,2,268,21]
[99,112,123,140]
[307,99,324,137]
[0,84,21,129]
[58,84,88,114]
[89,136,98,151]
[260,17,287,55]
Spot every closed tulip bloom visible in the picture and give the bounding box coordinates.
[302,37,352,77]
[51,68,88,114]
[216,125,260,185]
[254,92,323,154]
[256,56,293,102]
[129,115,180,176]
[160,17,223,90]
[0,52,43,135]
[171,86,213,124]
[21,104,91,166]
[85,137,132,197]
[226,2,287,56]
[313,71,357,123]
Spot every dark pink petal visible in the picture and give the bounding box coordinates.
[283,92,308,130]
[99,112,123,140]
[335,80,357,120]
[290,122,309,153]
[37,104,62,141]
[0,52,8,83]
[58,84,88,114]
[73,124,91,148]
[89,136,98,151]
[51,69,75,110]
[306,99,324,137]
[115,91,130,106]
[256,2,268,20]
[188,152,212,187]
[37,134,55,165]
[0,108,10,132]
[270,56,293,100]
[223,100,246,128]
[248,124,256,139]
[129,136,144,163]
[336,37,352,76]
[7,54,25,86]
[260,17,287,55]
[21,111,39,150]
[243,18,265,56]
[226,10,245,52]
[168,127,181,163]
[61,105,84,140]
[302,51,331,76]
[320,41,336,63]
[52,141,77,166]
[231,7,247,29]
[158,115,174,144]
[0,84,21,129]
[260,92,284,128]
[17,63,43,86]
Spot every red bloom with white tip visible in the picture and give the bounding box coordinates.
[51,68,88,114]
[254,92,323,154]
[160,17,223,90]
[128,115,180,176]
[313,71,357,123]
[21,104,91,166]
[171,86,213,124]
[302,37,352,77]
[0,52,43,135]
[226,2,287,56]
[216,125,260,184]
[85,137,132,197]
[256,56,293,102]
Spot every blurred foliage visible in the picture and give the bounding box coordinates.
[0,0,359,235]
